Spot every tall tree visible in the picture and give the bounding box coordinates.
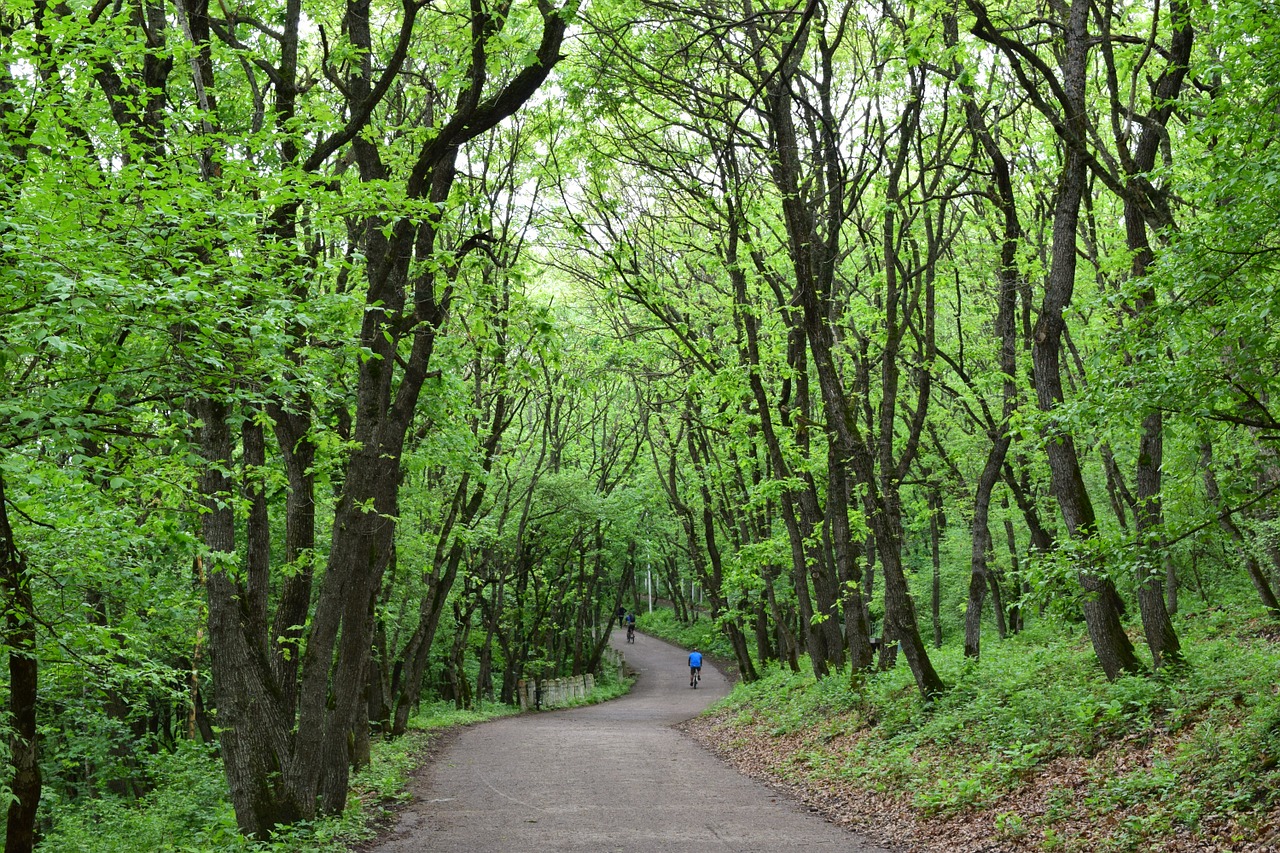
[182,0,576,835]
[969,0,1143,679]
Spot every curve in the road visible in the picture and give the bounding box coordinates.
[360,631,894,852]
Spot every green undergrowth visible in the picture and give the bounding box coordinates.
[706,609,1280,851]
[36,701,527,852]
[635,607,735,660]
[587,665,637,703]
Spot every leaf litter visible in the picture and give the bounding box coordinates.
[679,709,1280,852]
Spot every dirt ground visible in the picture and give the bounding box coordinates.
[356,631,895,852]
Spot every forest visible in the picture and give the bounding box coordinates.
[1,0,1279,848]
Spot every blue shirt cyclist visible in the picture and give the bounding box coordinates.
[688,650,703,686]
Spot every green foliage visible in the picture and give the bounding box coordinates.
[635,607,735,662]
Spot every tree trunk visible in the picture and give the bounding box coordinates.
[864,534,877,630]
[390,545,464,735]
[1003,461,1057,555]
[763,563,800,672]
[727,224,833,676]
[267,401,316,715]
[1003,508,1025,632]
[752,596,772,664]
[448,596,476,710]
[930,488,943,649]
[1005,0,1140,681]
[388,384,509,732]
[1118,0,1193,666]
[0,474,40,853]
[963,561,988,658]
[1133,406,1183,668]
[200,397,304,836]
[1099,443,1134,533]
[988,563,1009,639]
[872,487,945,695]
[691,428,760,683]
[949,32,1023,658]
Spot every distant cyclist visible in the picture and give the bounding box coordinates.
[688,648,703,688]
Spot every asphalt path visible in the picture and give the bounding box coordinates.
[361,631,894,852]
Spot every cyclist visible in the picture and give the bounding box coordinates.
[625,611,636,643]
[688,648,703,688]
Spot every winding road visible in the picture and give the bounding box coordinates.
[361,631,894,852]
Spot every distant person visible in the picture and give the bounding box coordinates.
[616,605,626,626]
[688,648,702,688]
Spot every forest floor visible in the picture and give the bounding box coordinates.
[640,607,1280,853]
[681,703,1280,852]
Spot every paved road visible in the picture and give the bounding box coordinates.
[362,631,893,852]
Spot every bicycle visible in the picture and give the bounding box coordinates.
[689,666,700,688]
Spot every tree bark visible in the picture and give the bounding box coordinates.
[1133,406,1183,668]
[930,488,943,649]
[1116,0,1193,668]
[949,24,1023,658]
[0,474,40,853]
[971,0,1142,680]
[728,220,836,676]
[200,398,303,835]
